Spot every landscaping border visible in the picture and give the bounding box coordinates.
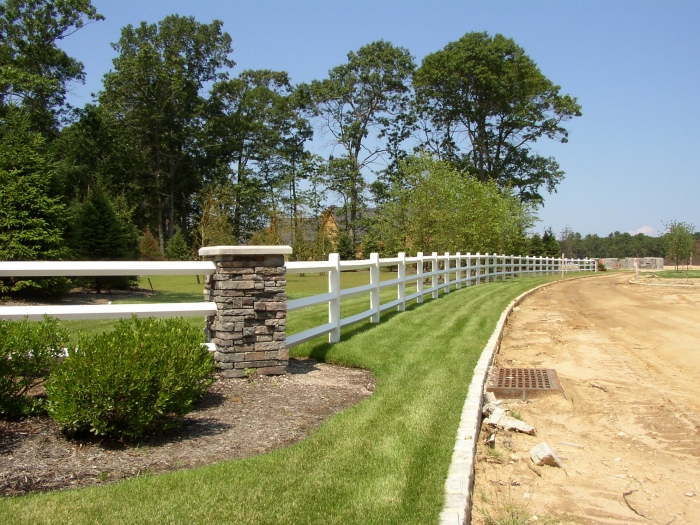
[439,275,599,525]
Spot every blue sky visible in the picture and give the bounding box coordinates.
[58,0,700,238]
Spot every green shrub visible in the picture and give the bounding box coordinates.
[45,316,214,440]
[0,316,68,417]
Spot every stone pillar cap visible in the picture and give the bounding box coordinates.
[199,245,292,257]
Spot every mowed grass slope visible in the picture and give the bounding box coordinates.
[1,274,563,525]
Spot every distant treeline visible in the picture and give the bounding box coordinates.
[531,228,700,260]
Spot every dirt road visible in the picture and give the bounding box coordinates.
[471,273,700,524]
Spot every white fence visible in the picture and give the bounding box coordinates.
[285,252,596,348]
[0,261,218,321]
[0,253,595,348]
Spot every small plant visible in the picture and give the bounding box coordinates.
[507,408,523,421]
[0,316,67,417]
[45,316,214,440]
[486,446,503,459]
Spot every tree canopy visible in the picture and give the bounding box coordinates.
[413,32,581,204]
[308,40,415,243]
[0,0,103,135]
[1,9,597,283]
[370,155,532,256]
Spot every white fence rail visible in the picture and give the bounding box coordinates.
[285,252,596,348]
[0,254,595,345]
[0,261,217,321]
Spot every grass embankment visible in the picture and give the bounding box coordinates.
[654,270,700,279]
[0,273,569,525]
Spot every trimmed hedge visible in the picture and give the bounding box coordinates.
[0,316,67,417]
[46,316,214,440]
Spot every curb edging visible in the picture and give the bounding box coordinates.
[438,275,597,525]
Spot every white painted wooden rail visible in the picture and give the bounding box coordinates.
[285,252,596,348]
[0,261,217,321]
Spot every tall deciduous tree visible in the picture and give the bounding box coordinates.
[99,15,233,250]
[308,40,415,243]
[413,32,581,204]
[664,221,696,271]
[204,70,311,243]
[370,155,532,255]
[0,0,103,135]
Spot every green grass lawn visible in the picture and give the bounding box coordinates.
[654,269,700,278]
[0,273,573,525]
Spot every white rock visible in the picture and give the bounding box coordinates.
[486,407,506,426]
[498,416,536,435]
[482,401,504,416]
[484,391,497,403]
[530,442,563,468]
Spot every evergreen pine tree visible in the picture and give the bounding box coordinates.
[336,231,356,260]
[165,227,191,261]
[528,233,544,256]
[0,107,69,298]
[542,227,561,257]
[71,188,136,292]
[139,228,165,261]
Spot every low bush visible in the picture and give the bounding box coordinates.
[0,316,67,417]
[45,316,214,440]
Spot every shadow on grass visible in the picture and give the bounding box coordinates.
[114,291,202,304]
[301,296,437,363]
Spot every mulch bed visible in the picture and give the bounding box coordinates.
[0,358,374,496]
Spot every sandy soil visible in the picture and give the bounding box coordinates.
[471,272,700,525]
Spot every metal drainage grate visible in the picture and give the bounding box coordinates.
[486,368,565,399]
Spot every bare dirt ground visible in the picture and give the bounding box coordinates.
[0,359,374,496]
[472,272,700,525]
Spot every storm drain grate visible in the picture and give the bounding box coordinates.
[486,368,565,398]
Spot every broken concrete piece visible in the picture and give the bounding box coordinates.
[486,407,506,426]
[530,442,563,468]
[485,433,496,448]
[484,391,497,403]
[482,401,504,416]
[498,416,536,436]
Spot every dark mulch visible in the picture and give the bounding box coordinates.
[0,358,374,496]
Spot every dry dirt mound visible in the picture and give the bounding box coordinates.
[472,273,700,524]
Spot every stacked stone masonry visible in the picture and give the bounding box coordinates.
[200,248,289,378]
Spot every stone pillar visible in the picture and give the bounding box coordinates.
[199,246,292,378]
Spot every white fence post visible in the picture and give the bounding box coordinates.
[455,252,462,289]
[465,252,471,286]
[475,252,481,285]
[444,252,450,293]
[398,251,406,312]
[525,255,529,277]
[370,252,380,323]
[561,253,565,278]
[432,252,439,299]
[484,253,490,283]
[417,252,424,303]
[328,253,341,343]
